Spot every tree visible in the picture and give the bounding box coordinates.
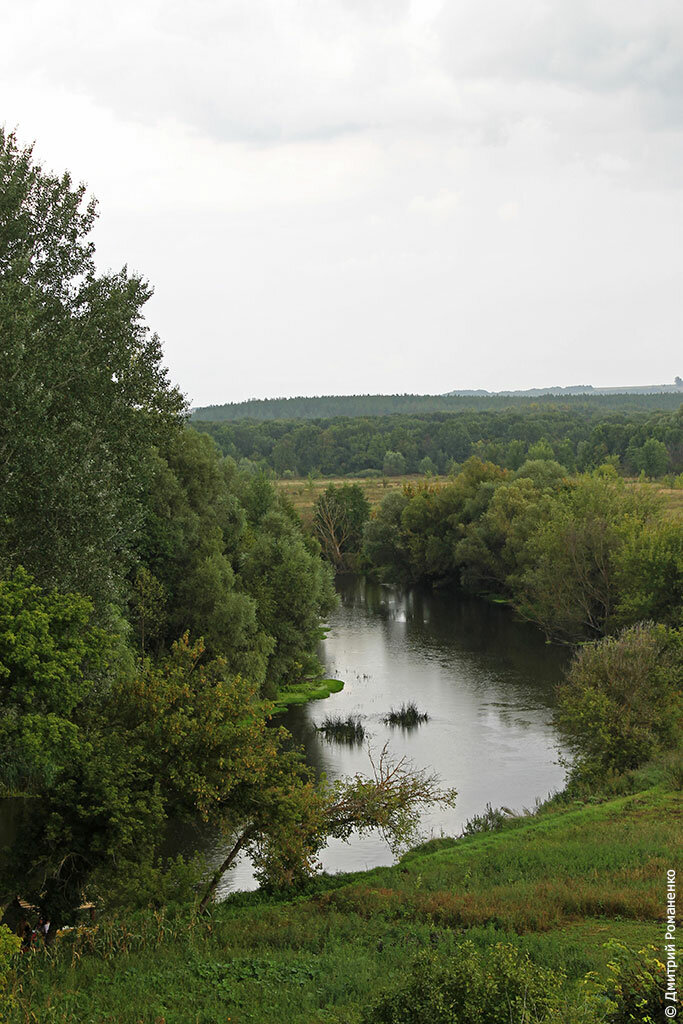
[0,129,185,612]
[383,450,406,476]
[0,569,163,927]
[199,746,456,908]
[313,484,371,569]
[517,474,659,640]
[613,519,683,627]
[639,438,669,478]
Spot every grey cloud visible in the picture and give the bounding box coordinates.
[11,0,680,148]
[436,1,683,102]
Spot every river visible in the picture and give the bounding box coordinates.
[182,576,570,898]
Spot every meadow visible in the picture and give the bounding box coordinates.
[11,774,679,1023]
[277,473,683,523]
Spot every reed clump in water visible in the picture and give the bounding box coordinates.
[383,702,429,728]
[318,715,366,744]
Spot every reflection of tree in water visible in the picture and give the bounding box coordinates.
[335,575,568,705]
[274,707,329,781]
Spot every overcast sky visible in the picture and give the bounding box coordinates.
[3,0,682,405]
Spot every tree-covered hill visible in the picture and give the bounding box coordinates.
[191,390,683,422]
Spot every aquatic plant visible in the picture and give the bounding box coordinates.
[383,703,429,728]
[318,715,366,744]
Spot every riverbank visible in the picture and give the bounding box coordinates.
[10,772,678,1022]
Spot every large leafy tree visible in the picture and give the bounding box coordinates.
[313,483,370,569]
[0,572,452,921]
[0,129,185,611]
[517,472,660,640]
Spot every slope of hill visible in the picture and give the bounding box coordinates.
[13,781,678,1022]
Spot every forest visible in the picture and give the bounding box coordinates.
[192,391,683,422]
[193,406,683,478]
[1,130,681,1023]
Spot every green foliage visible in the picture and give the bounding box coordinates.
[193,392,683,422]
[517,475,658,640]
[0,573,328,916]
[556,623,683,780]
[363,941,565,1023]
[0,129,185,612]
[613,518,683,627]
[10,785,681,1022]
[383,450,407,476]
[193,404,683,478]
[584,941,668,1023]
[365,462,679,641]
[136,428,336,692]
[0,567,107,793]
[459,802,509,836]
[313,483,371,568]
[0,926,19,1024]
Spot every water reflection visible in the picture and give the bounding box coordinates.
[174,577,570,897]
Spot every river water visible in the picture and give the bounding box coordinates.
[188,576,570,898]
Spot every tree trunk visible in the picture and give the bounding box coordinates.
[198,827,253,913]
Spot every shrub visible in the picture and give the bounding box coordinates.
[556,623,683,781]
[363,941,565,1023]
[582,941,668,1024]
[459,803,509,836]
[0,925,20,1023]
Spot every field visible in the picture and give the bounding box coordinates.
[277,474,683,523]
[276,474,435,524]
[12,780,679,1022]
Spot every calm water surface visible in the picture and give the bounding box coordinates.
[188,576,570,898]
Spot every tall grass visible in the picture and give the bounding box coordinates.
[317,714,366,744]
[383,702,429,728]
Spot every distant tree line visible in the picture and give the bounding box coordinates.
[191,391,682,422]
[194,407,683,478]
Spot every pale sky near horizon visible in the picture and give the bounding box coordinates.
[2,0,682,406]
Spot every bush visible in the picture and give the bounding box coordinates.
[582,941,668,1024]
[556,623,683,781]
[363,941,565,1023]
[459,803,509,836]
[0,925,20,1023]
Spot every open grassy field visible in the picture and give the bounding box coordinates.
[11,781,679,1022]
[278,474,683,524]
[276,474,439,524]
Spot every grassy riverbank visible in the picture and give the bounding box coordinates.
[11,773,679,1022]
[271,678,345,714]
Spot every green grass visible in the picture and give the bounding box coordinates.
[10,783,680,1023]
[271,678,344,715]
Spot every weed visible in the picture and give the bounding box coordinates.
[318,715,366,744]
[383,703,429,728]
